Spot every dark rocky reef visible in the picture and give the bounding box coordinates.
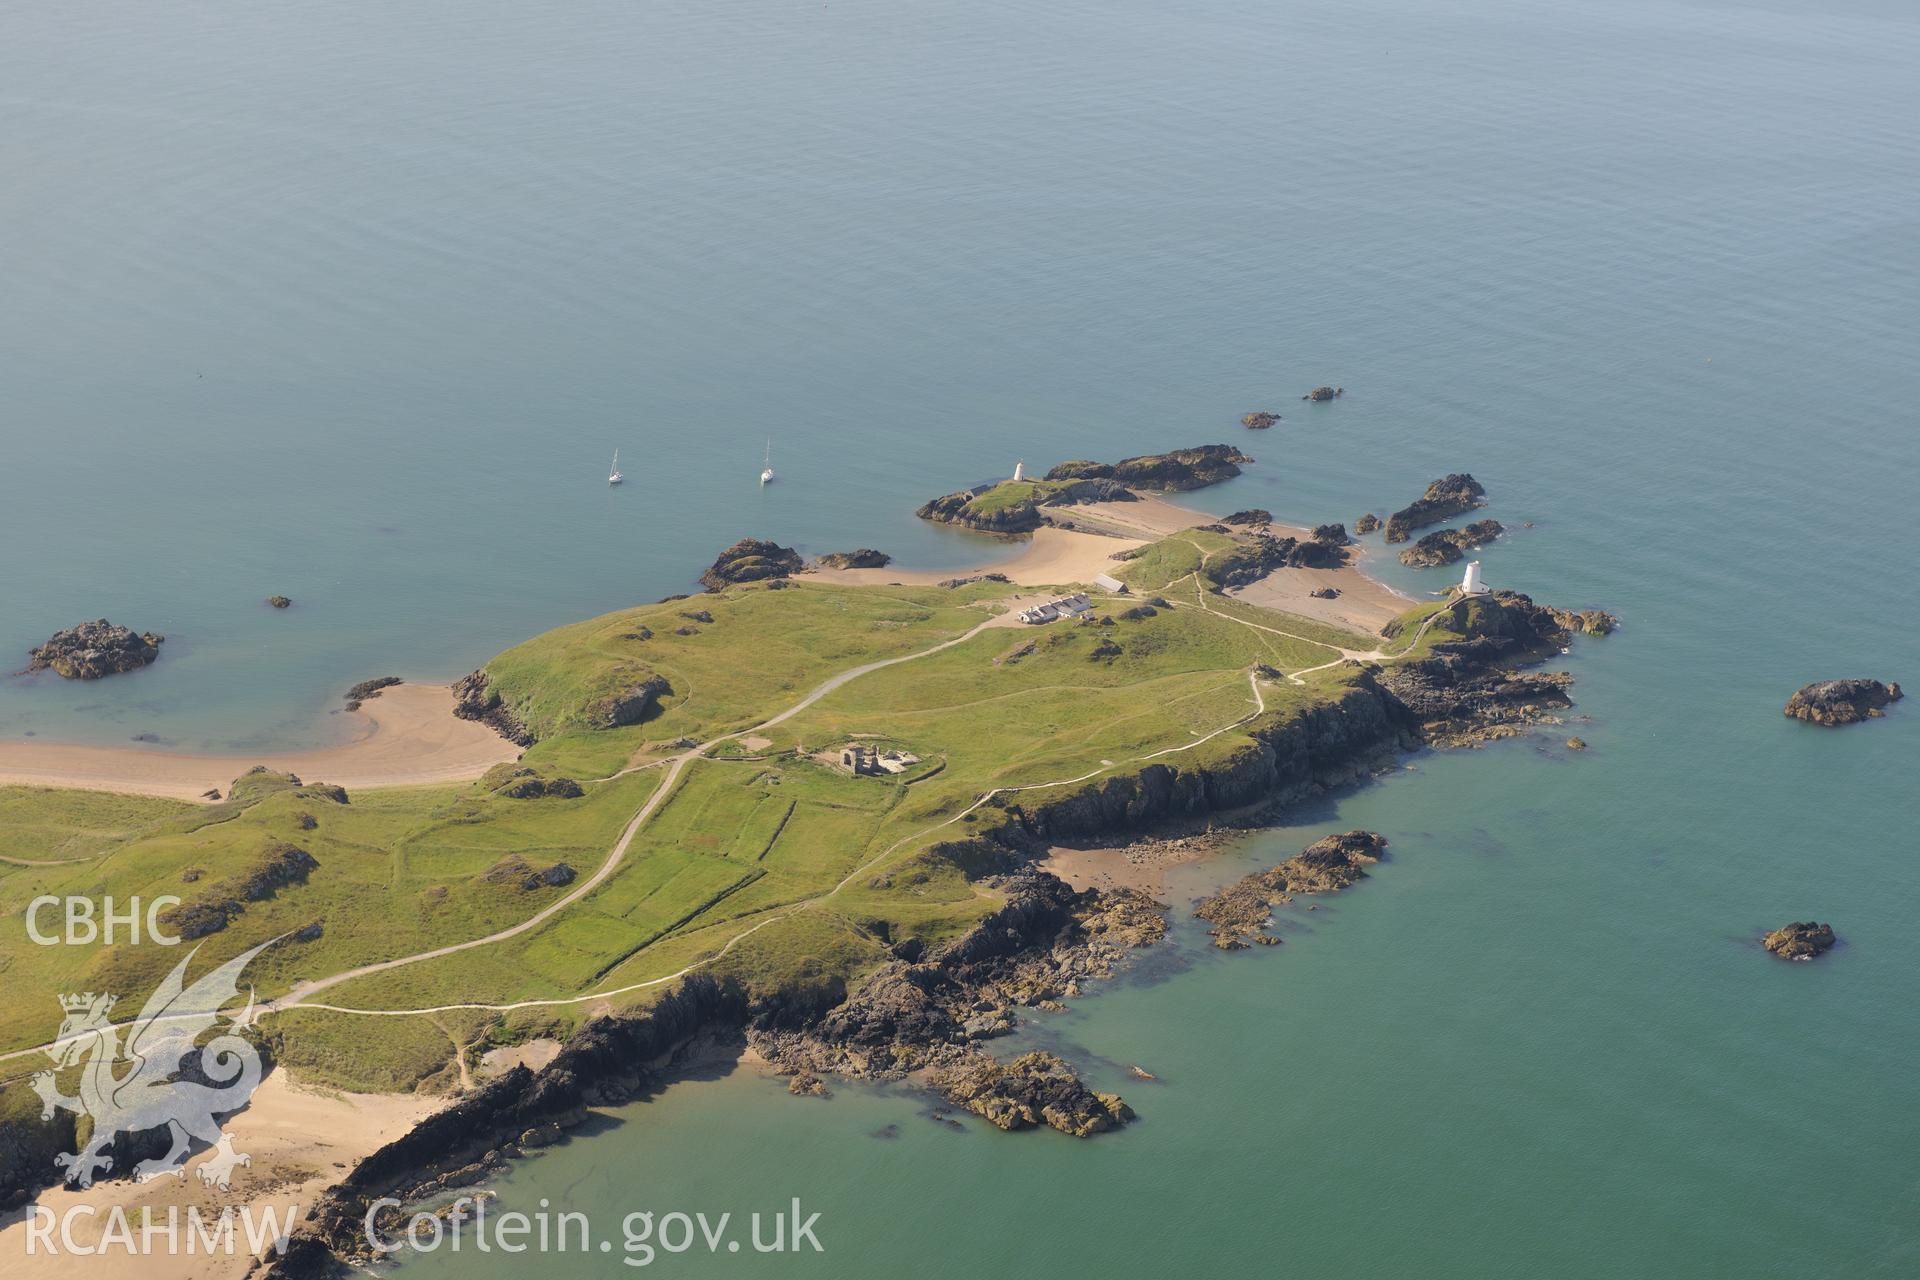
[1301,386,1343,401]
[451,670,536,747]
[1355,513,1381,535]
[24,620,163,680]
[1223,508,1272,526]
[1398,518,1504,568]
[1312,523,1349,545]
[1763,921,1836,960]
[1195,830,1389,948]
[1383,474,1487,543]
[751,869,1162,1135]
[699,538,805,591]
[1783,680,1902,727]
[266,595,292,609]
[1241,411,1281,430]
[1044,444,1251,492]
[343,676,401,709]
[815,549,893,570]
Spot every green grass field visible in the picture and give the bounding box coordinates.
[0,537,1440,1102]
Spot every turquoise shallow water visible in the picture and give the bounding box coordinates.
[5,0,1918,1274]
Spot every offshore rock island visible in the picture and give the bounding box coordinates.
[0,448,1617,1276]
[22,619,164,679]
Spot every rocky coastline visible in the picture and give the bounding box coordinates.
[915,445,1250,535]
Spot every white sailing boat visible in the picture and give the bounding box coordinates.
[608,449,623,486]
[759,439,776,486]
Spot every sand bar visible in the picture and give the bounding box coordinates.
[0,684,521,803]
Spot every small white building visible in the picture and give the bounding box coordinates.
[1092,573,1126,594]
[1460,560,1487,596]
[1012,460,1026,482]
[1019,593,1095,625]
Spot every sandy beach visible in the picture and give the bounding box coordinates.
[810,525,1145,587]
[0,684,521,803]
[0,1070,443,1280]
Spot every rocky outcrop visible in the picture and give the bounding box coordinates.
[1398,518,1504,568]
[699,538,805,591]
[915,488,1046,535]
[933,1052,1133,1136]
[1763,921,1836,960]
[266,595,292,609]
[491,767,585,800]
[585,675,671,729]
[24,620,163,680]
[815,549,893,570]
[159,842,318,940]
[1195,830,1389,948]
[1312,523,1349,545]
[1783,680,1902,726]
[1355,513,1381,534]
[451,670,535,747]
[1043,444,1252,492]
[1383,474,1487,543]
[1204,532,1345,588]
[1223,508,1272,526]
[1310,587,1339,599]
[1301,386,1342,401]
[1241,411,1281,430]
[1374,590,1591,746]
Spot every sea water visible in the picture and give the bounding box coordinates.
[5,0,1917,1274]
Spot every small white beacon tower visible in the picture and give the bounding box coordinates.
[1012,460,1026,482]
[1460,560,1487,596]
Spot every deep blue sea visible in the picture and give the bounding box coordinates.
[5,0,1917,1275]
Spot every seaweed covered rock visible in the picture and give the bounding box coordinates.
[1763,921,1836,960]
[1783,680,1902,727]
[1223,509,1272,526]
[1311,523,1349,545]
[1195,831,1388,948]
[1355,513,1381,534]
[815,549,893,570]
[266,595,293,609]
[699,538,805,591]
[1398,518,1504,568]
[1241,411,1281,430]
[25,620,164,680]
[344,676,401,708]
[1384,474,1487,543]
[1301,385,1342,401]
[931,1051,1134,1136]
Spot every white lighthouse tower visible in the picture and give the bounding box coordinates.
[1459,560,1487,596]
[1012,460,1026,482]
